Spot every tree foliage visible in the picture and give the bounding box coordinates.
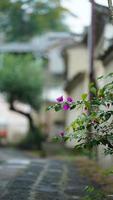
[0,54,43,110]
[0,0,68,41]
[47,73,113,155]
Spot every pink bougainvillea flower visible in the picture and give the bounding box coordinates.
[56,96,63,103]
[63,104,70,110]
[67,96,74,103]
[59,131,65,137]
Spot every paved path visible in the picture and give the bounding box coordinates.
[1,148,111,200]
[0,157,90,200]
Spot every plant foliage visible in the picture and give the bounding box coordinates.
[47,73,113,154]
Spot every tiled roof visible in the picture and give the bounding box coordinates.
[0,32,81,55]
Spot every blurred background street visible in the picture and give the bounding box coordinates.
[0,0,113,199]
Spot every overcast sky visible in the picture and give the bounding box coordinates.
[62,0,108,33]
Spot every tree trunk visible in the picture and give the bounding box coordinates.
[9,99,43,150]
[10,100,34,130]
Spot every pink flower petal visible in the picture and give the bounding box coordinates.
[56,96,63,103]
[59,131,65,137]
[63,104,70,110]
[67,96,74,103]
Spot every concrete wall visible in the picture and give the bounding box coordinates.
[41,102,65,139]
[104,60,113,75]
[64,43,113,168]
[66,45,88,81]
[65,74,89,148]
[64,44,89,148]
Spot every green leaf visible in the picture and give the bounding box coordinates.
[97,75,104,80]
[90,87,97,95]
[104,112,111,120]
[63,136,69,142]
[85,101,90,109]
[70,104,76,110]
[89,82,95,87]
[104,148,113,155]
[46,105,54,111]
[85,186,94,193]
[106,72,113,78]
[52,136,60,142]
[98,89,104,97]
[54,104,62,112]
[81,93,88,101]
[107,135,113,140]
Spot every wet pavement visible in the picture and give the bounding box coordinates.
[0,148,110,200]
[0,160,89,200]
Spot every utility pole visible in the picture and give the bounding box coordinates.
[88,0,96,100]
[87,0,96,158]
[108,0,113,24]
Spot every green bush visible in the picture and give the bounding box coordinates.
[82,186,106,200]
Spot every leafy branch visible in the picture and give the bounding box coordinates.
[47,73,113,154]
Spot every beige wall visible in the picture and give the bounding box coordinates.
[65,44,89,148]
[67,45,88,81]
[48,110,65,138]
[65,74,89,148]
[65,44,89,129]
[40,102,65,139]
[104,60,113,75]
[65,42,113,166]
[66,74,88,126]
